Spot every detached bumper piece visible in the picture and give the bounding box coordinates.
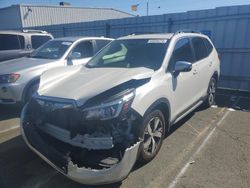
[67,142,140,184]
[21,100,142,185]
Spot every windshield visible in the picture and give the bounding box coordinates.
[86,39,168,70]
[30,40,73,59]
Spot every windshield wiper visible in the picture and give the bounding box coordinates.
[31,55,51,59]
[85,63,99,68]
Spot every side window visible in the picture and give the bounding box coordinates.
[96,40,111,51]
[72,41,94,58]
[192,37,208,61]
[169,38,194,70]
[31,35,52,49]
[203,38,213,55]
[0,34,21,50]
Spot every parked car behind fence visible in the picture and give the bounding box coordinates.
[0,30,53,62]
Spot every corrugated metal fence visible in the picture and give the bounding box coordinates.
[30,4,250,91]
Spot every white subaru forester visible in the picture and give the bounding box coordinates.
[21,31,220,185]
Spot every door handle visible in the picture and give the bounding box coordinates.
[193,69,198,75]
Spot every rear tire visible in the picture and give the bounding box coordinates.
[203,77,217,108]
[138,110,166,163]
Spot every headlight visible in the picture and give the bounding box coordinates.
[0,74,20,83]
[82,90,135,120]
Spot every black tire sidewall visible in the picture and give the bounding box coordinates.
[205,77,217,107]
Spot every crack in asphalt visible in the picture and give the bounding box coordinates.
[186,122,200,135]
[217,127,249,146]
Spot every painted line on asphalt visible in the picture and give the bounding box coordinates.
[0,125,20,134]
[168,118,225,188]
[147,105,225,188]
[168,97,240,188]
[186,122,200,135]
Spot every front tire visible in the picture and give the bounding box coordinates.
[138,110,166,163]
[203,77,217,108]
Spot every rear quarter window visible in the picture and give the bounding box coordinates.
[31,35,52,49]
[0,34,24,50]
[203,38,213,55]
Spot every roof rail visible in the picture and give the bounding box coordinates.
[174,29,201,35]
[129,31,160,35]
[22,29,48,34]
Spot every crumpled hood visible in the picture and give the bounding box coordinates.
[38,66,154,106]
[0,57,56,74]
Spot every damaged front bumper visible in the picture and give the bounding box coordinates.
[20,105,142,185]
[66,142,140,184]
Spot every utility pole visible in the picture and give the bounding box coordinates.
[146,1,149,16]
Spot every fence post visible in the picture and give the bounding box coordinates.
[168,18,173,33]
[105,23,111,38]
[62,27,66,37]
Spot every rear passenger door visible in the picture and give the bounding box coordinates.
[191,37,211,97]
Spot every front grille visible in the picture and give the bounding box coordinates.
[27,97,81,132]
[26,97,116,140]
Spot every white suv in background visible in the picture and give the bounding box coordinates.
[21,31,220,185]
[0,30,53,62]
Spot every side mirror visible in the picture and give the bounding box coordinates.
[174,61,192,73]
[68,52,81,60]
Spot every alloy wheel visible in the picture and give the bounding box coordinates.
[143,117,163,156]
[208,79,216,105]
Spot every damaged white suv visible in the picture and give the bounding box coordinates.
[21,31,220,185]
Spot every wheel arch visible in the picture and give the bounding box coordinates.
[21,77,40,103]
[213,71,219,82]
[143,98,171,129]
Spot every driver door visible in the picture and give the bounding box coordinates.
[69,40,94,65]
